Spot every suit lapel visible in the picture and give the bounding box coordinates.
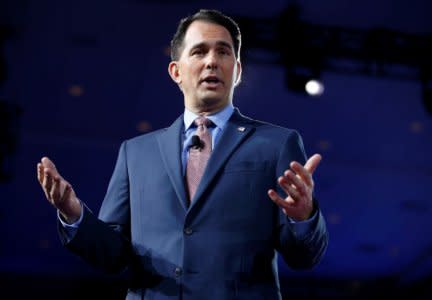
[190,109,256,208]
[157,115,188,211]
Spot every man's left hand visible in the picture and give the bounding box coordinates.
[268,153,322,221]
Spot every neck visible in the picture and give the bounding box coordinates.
[186,102,230,116]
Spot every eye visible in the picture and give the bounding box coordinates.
[191,49,204,56]
[218,48,232,56]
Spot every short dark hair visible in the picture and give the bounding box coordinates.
[170,9,241,61]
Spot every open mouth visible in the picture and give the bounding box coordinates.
[200,76,223,88]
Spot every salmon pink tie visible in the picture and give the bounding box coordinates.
[186,117,213,201]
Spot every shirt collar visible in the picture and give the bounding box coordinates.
[183,104,234,132]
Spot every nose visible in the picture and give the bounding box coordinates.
[205,51,218,70]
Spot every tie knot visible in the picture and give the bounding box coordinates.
[194,117,213,128]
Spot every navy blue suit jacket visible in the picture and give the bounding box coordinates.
[60,108,328,300]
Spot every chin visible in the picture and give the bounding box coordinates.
[197,95,227,111]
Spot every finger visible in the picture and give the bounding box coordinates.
[44,167,61,182]
[41,156,56,169]
[50,176,61,203]
[283,170,307,197]
[63,183,73,201]
[278,176,302,201]
[278,176,301,200]
[304,153,322,175]
[42,173,52,202]
[59,179,71,202]
[41,157,59,176]
[37,163,44,185]
[277,176,291,198]
[43,169,53,194]
[267,189,295,210]
[290,161,313,187]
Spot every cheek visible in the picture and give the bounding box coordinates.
[225,69,236,84]
[185,66,200,80]
[224,63,237,78]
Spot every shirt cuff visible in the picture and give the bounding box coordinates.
[57,202,84,241]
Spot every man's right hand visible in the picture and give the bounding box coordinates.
[37,157,82,223]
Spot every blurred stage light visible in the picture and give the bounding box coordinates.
[285,68,324,97]
[136,120,152,133]
[68,84,84,97]
[305,79,324,96]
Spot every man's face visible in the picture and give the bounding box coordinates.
[169,20,241,114]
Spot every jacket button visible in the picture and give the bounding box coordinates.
[174,267,183,277]
[184,228,193,235]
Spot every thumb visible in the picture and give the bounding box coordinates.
[41,157,59,175]
[304,153,322,175]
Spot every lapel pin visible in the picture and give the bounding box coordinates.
[237,126,245,132]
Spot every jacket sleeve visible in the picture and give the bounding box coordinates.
[58,141,133,273]
[274,130,329,270]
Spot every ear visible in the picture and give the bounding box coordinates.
[234,60,242,86]
[168,61,182,84]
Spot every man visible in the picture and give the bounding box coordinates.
[37,9,328,300]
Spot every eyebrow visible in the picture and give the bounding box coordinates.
[189,40,233,51]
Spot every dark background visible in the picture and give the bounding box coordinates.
[0,0,431,299]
